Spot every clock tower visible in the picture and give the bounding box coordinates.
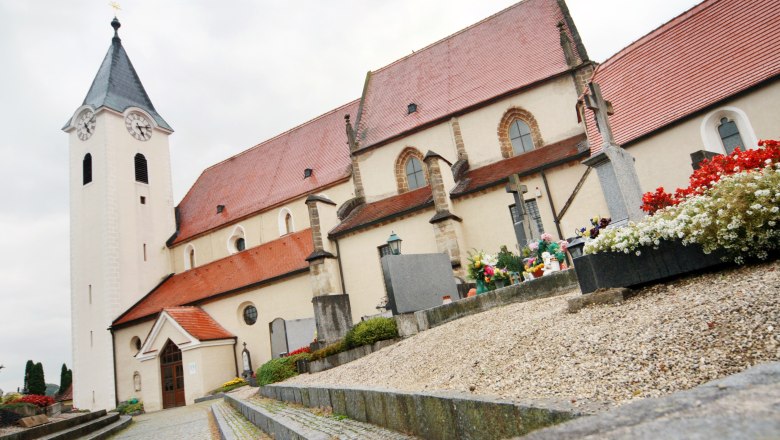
[63,17,176,411]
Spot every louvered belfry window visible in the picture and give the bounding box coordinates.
[134,153,149,183]
[83,153,93,185]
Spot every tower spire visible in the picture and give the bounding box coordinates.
[111,16,121,42]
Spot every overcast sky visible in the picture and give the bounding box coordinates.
[0,0,699,395]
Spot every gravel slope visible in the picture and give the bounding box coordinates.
[286,260,780,408]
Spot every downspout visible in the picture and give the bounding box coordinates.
[232,337,239,377]
[541,171,564,240]
[334,238,347,294]
[110,327,119,407]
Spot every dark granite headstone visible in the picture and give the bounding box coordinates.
[381,253,458,314]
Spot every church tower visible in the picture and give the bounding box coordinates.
[64,18,176,411]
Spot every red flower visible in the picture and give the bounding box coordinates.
[16,394,55,408]
[641,140,780,214]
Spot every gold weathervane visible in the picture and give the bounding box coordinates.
[109,2,121,13]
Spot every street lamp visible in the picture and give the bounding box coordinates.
[387,231,402,255]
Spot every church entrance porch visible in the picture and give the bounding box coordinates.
[160,340,185,409]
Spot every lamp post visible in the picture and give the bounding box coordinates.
[387,231,402,255]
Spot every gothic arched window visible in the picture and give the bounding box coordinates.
[83,153,92,185]
[285,213,293,234]
[405,157,426,190]
[509,119,535,155]
[718,117,744,155]
[134,153,149,184]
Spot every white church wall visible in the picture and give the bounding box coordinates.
[458,74,584,168]
[200,273,313,368]
[358,124,457,202]
[114,321,154,407]
[181,344,236,406]
[625,79,780,198]
[336,210,440,322]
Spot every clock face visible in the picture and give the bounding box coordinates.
[76,110,96,141]
[125,113,153,141]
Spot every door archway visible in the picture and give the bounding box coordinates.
[160,340,185,408]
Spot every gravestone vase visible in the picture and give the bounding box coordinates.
[476,279,488,294]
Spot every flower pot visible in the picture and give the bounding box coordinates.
[494,279,506,289]
[476,279,488,294]
[467,288,477,297]
[532,268,544,278]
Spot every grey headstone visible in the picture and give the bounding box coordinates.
[284,317,316,353]
[312,294,353,343]
[381,253,459,314]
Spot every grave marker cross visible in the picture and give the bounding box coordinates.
[584,82,617,149]
[506,174,533,248]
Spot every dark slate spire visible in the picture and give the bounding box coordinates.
[78,17,172,131]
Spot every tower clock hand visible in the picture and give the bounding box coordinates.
[83,123,91,134]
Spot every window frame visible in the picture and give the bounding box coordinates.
[134,153,149,184]
[83,153,93,185]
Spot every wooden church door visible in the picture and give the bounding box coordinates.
[160,340,185,408]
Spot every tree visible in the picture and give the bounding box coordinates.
[24,360,34,393]
[28,362,46,395]
[59,364,72,395]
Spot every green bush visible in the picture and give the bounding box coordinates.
[0,402,39,416]
[116,401,144,415]
[343,317,398,350]
[1,393,21,404]
[309,340,346,361]
[256,353,310,386]
[28,363,46,396]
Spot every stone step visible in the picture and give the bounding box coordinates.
[78,415,131,440]
[225,394,416,440]
[38,413,119,440]
[211,400,269,440]
[1,411,108,440]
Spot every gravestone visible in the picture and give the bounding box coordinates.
[381,253,459,314]
[284,318,316,353]
[506,174,533,248]
[312,294,353,344]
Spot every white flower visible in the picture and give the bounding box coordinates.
[771,207,779,213]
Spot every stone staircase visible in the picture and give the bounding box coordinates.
[212,393,416,440]
[2,410,131,440]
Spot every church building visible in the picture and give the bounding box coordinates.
[64,0,780,411]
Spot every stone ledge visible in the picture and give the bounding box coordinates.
[308,339,400,374]
[520,361,780,439]
[260,384,584,440]
[1,410,107,440]
[414,269,579,331]
[567,287,630,313]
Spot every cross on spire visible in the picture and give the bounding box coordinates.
[584,82,617,149]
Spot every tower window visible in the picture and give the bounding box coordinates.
[285,213,293,234]
[134,153,149,183]
[718,117,744,154]
[405,157,425,190]
[83,153,93,185]
[235,237,246,252]
[509,119,535,155]
[143,243,147,261]
[188,248,195,269]
[140,196,146,204]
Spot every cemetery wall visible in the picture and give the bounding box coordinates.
[168,182,353,272]
[626,78,780,199]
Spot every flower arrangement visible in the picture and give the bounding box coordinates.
[576,216,612,239]
[15,395,54,408]
[586,159,780,263]
[522,233,567,278]
[220,377,247,389]
[287,346,311,356]
[467,250,497,284]
[641,140,780,214]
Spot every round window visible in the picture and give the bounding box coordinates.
[236,237,246,252]
[243,305,257,325]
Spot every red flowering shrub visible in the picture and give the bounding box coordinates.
[642,140,780,214]
[287,346,310,356]
[16,395,55,408]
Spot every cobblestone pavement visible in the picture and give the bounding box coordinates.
[108,400,218,440]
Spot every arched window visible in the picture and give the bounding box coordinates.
[83,153,92,185]
[134,153,148,184]
[700,107,758,154]
[717,117,744,155]
[394,147,427,193]
[184,244,196,270]
[405,157,425,190]
[498,107,544,158]
[509,119,535,154]
[285,213,293,234]
[227,225,247,254]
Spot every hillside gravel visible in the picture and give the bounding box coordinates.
[286,260,780,408]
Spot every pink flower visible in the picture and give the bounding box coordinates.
[528,242,539,251]
[558,240,568,251]
[484,265,495,276]
[541,233,553,242]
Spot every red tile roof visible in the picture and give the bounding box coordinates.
[451,134,588,197]
[584,0,780,153]
[173,101,358,245]
[356,0,581,151]
[56,384,72,402]
[164,307,235,341]
[114,229,313,326]
[329,187,433,237]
